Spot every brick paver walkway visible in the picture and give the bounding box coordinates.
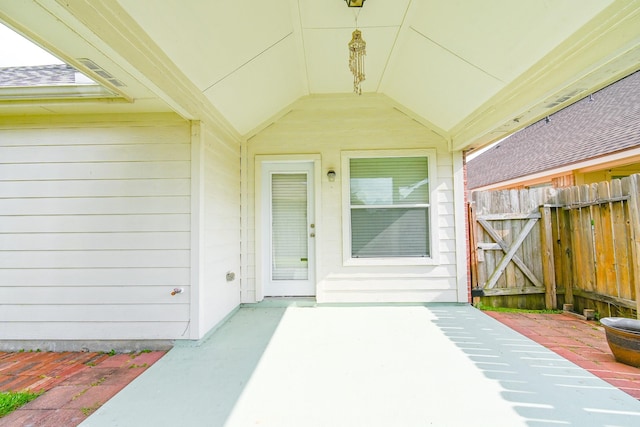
[0,350,165,426]
[486,311,640,399]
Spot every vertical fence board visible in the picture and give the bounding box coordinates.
[609,180,630,316]
[568,187,582,299]
[559,191,574,304]
[530,190,544,286]
[540,205,557,309]
[582,185,597,291]
[484,195,496,289]
[597,182,618,298]
[623,175,640,317]
[520,189,536,287]
[506,190,520,288]
[494,191,508,289]
[551,207,563,295]
[611,180,631,300]
[476,191,489,289]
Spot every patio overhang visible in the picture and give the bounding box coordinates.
[0,0,637,151]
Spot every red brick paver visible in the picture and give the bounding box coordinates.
[486,311,640,399]
[0,350,166,426]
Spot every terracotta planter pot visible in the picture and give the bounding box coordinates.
[600,317,640,368]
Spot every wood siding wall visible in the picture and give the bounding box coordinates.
[198,123,241,334]
[0,115,193,340]
[244,95,460,303]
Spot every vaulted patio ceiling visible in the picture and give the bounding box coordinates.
[0,0,638,151]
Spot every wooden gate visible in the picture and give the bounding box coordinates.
[469,188,555,309]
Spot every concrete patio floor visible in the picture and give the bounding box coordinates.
[78,303,640,427]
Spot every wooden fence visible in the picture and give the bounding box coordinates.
[469,174,640,319]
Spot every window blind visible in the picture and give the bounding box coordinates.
[271,173,308,280]
[349,157,430,258]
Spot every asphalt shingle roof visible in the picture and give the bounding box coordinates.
[0,64,76,87]
[467,71,640,189]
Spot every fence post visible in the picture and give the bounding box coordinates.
[540,205,557,309]
[468,202,479,290]
[626,175,640,319]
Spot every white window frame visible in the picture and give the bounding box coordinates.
[341,149,439,266]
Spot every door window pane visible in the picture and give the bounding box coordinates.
[271,173,308,280]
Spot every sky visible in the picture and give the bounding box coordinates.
[0,22,63,67]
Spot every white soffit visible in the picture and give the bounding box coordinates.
[299,0,409,28]
[299,0,407,94]
[383,0,616,132]
[117,0,294,92]
[410,0,614,84]
[303,27,398,94]
[203,35,304,135]
[384,29,504,131]
[1,0,634,147]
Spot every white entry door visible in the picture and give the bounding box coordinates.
[261,162,316,296]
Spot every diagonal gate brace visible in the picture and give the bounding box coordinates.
[478,218,543,289]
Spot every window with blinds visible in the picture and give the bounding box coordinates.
[349,157,430,258]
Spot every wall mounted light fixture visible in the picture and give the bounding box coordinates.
[345,0,365,7]
[327,170,337,182]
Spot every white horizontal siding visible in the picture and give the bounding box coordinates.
[0,232,190,250]
[0,179,190,198]
[1,161,191,180]
[0,267,189,286]
[2,322,190,340]
[1,250,189,268]
[319,290,459,303]
[0,214,190,232]
[0,286,190,304]
[0,196,190,215]
[439,239,458,254]
[438,226,455,240]
[0,116,192,341]
[0,144,190,163]
[323,264,458,279]
[0,304,189,322]
[322,277,457,291]
[197,123,241,335]
[0,123,190,146]
[246,94,460,303]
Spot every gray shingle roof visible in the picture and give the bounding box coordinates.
[467,71,640,189]
[0,64,76,87]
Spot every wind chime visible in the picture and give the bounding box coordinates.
[346,0,366,95]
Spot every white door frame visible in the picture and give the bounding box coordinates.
[255,155,321,300]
